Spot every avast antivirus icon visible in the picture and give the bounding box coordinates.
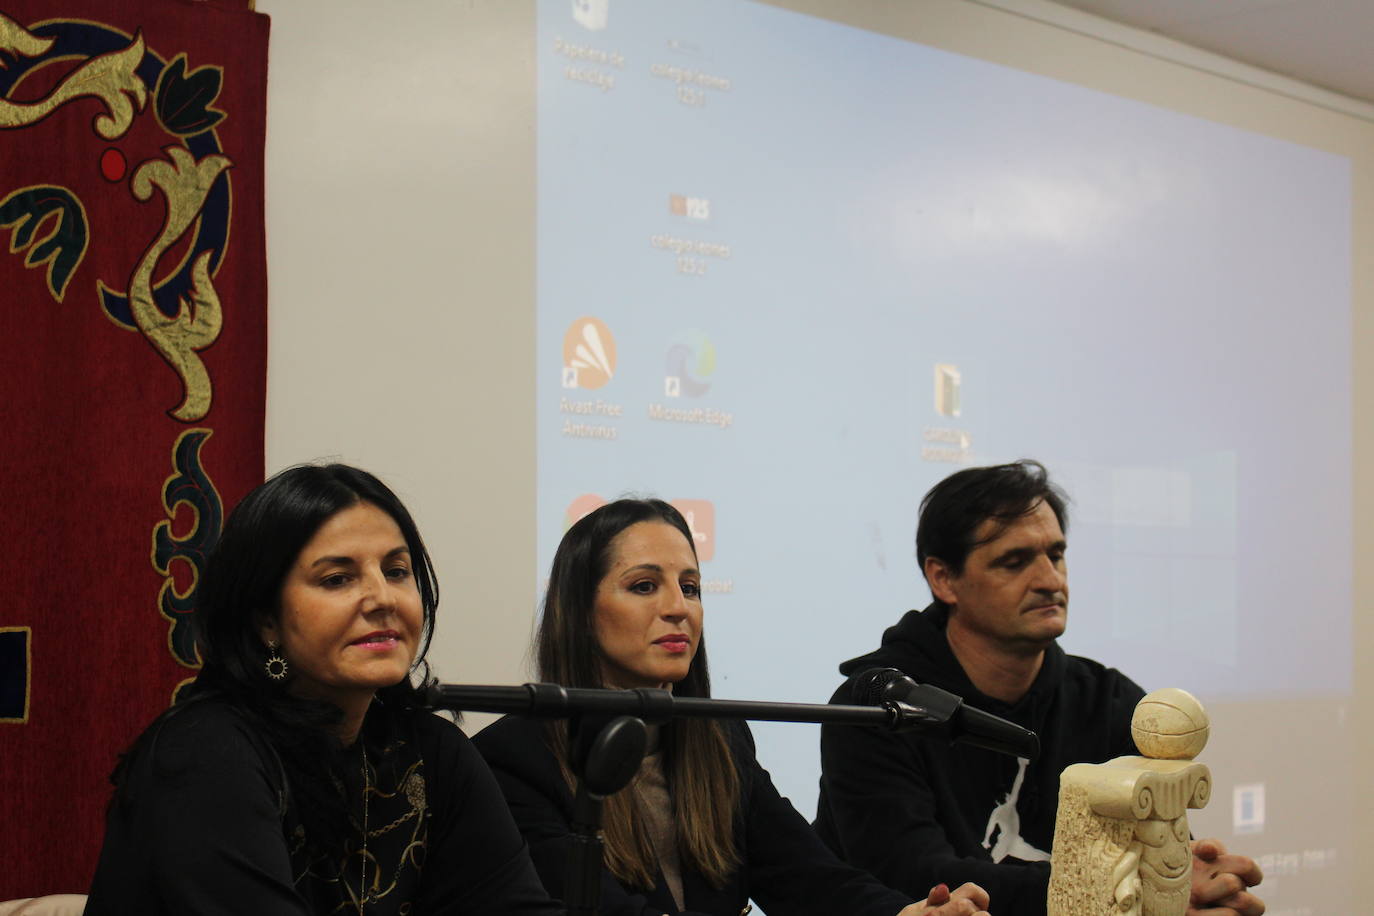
[563,317,617,390]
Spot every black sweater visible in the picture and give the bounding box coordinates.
[84,699,562,915]
[475,714,913,916]
[813,605,1144,916]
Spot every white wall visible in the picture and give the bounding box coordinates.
[261,2,537,701]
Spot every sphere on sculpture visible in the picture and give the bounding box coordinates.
[1131,688,1209,760]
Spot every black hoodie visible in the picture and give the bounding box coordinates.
[813,604,1144,915]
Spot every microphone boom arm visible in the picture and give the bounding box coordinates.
[423,681,1037,757]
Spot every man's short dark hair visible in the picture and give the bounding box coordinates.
[916,459,1069,578]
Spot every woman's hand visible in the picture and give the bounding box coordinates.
[897,881,992,916]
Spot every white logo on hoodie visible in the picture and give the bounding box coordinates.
[981,757,1051,863]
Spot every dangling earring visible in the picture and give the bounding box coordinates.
[265,641,289,680]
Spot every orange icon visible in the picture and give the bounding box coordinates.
[562,317,617,390]
[670,499,715,562]
[565,493,608,531]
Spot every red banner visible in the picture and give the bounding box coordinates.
[0,0,268,896]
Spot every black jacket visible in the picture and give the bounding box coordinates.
[85,699,561,915]
[475,714,913,916]
[813,604,1144,915]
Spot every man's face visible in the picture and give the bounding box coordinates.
[925,499,1068,654]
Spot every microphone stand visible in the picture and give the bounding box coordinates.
[564,715,646,916]
[430,682,1037,916]
[426,681,962,731]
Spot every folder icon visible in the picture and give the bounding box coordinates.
[935,364,961,417]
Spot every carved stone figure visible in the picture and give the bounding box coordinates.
[1047,688,1211,916]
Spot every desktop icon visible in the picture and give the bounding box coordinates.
[670,499,715,562]
[669,193,711,221]
[572,0,608,31]
[565,493,608,530]
[934,363,961,417]
[1232,783,1265,835]
[664,330,714,398]
[563,317,617,390]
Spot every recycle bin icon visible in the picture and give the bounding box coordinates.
[573,0,609,31]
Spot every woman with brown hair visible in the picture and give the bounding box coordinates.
[474,498,990,916]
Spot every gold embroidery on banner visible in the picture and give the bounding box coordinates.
[126,147,231,421]
[169,675,195,706]
[0,27,146,140]
[0,12,54,61]
[2,20,235,422]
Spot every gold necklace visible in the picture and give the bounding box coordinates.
[358,744,370,915]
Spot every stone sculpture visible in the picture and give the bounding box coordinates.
[1047,688,1211,916]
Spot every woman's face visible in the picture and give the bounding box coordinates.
[592,520,703,689]
[263,501,424,709]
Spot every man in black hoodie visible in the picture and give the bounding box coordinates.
[814,460,1263,916]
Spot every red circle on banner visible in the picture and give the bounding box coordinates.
[99,147,126,182]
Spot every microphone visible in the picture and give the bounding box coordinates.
[855,667,1040,759]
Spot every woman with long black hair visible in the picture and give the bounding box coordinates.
[85,464,560,915]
